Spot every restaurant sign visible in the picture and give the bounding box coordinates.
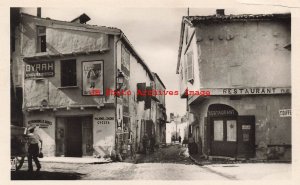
[25,61,55,78]
[201,87,291,95]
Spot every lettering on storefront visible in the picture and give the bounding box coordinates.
[208,110,236,117]
[28,120,52,128]
[25,61,55,78]
[279,109,292,117]
[201,87,291,95]
[242,125,251,130]
[95,116,114,124]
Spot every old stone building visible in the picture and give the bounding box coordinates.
[176,10,291,161]
[11,8,166,158]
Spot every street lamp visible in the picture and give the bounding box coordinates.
[116,70,125,91]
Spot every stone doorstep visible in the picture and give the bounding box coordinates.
[38,157,112,164]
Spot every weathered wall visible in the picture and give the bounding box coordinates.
[24,52,115,108]
[24,112,56,156]
[190,94,291,160]
[117,40,152,150]
[195,21,291,88]
[24,108,116,157]
[12,14,110,88]
[92,108,115,156]
[21,15,109,56]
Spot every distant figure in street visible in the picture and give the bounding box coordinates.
[149,134,155,153]
[188,134,194,154]
[142,134,149,154]
[171,135,175,144]
[178,136,182,144]
[26,126,42,172]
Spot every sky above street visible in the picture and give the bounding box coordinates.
[22,5,290,117]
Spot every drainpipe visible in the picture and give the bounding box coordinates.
[114,32,123,155]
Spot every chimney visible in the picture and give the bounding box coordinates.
[216,9,225,16]
[37,7,41,18]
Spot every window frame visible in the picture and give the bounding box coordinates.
[60,59,77,87]
[36,26,46,53]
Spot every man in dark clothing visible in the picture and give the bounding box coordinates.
[149,135,155,153]
[26,126,42,172]
[178,136,182,144]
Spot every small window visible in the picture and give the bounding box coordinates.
[61,59,77,87]
[37,26,46,52]
[226,120,237,141]
[214,120,223,141]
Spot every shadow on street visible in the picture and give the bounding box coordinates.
[11,171,84,180]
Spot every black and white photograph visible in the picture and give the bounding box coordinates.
[4,0,299,183]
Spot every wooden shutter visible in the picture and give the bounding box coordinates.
[137,83,146,102]
[144,86,152,110]
[186,52,194,82]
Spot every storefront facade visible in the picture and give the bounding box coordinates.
[13,12,164,158]
[176,10,291,161]
[189,93,291,160]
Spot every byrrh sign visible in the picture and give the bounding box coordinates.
[25,61,55,78]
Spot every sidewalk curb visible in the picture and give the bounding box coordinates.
[189,155,204,166]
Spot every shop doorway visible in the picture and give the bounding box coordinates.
[65,117,82,157]
[208,104,255,158]
[56,116,93,157]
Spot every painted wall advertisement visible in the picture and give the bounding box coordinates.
[82,60,104,96]
[25,61,55,78]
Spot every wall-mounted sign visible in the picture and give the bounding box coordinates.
[207,104,238,117]
[25,61,54,78]
[201,87,291,96]
[28,119,52,128]
[94,116,114,124]
[279,109,291,117]
[242,125,251,130]
[82,61,103,96]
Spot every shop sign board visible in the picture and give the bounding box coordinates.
[279,109,292,117]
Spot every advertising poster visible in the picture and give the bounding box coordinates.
[82,61,103,96]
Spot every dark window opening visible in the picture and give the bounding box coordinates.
[61,59,77,87]
[37,26,46,52]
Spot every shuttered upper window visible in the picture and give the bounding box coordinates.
[186,51,194,83]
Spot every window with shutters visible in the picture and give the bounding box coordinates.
[37,26,46,53]
[186,51,194,83]
[136,83,146,102]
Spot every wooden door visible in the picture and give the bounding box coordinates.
[237,116,255,158]
[65,117,82,157]
[211,118,237,157]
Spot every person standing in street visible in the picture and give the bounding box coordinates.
[26,126,43,172]
[178,136,182,144]
[142,134,149,154]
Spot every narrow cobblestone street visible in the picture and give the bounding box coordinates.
[11,144,291,180]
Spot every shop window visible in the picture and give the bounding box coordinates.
[61,59,77,87]
[213,120,223,141]
[37,26,46,53]
[226,120,237,141]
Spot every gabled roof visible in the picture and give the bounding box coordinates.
[185,13,290,24]
[153,72,166,89]
[176,13,291,74]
